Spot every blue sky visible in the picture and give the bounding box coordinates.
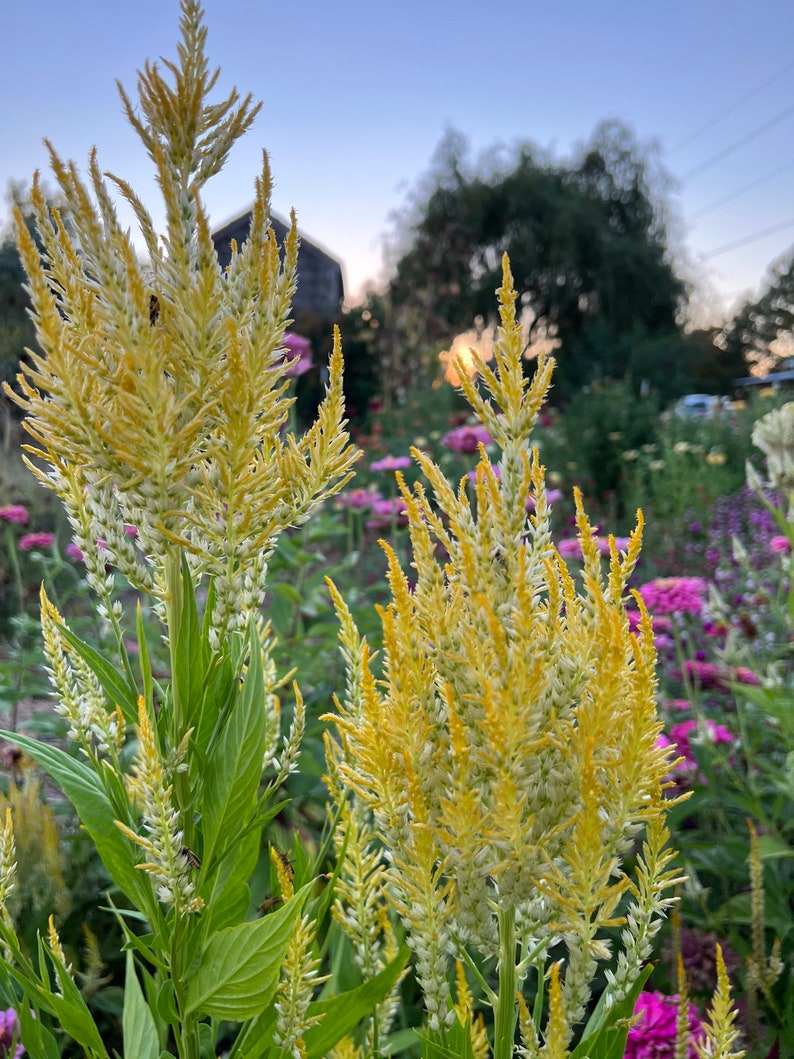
[2,0,793,324]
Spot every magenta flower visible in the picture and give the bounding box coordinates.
[65,542,84,563]
[335,487,383,510]
[769,534,791,554]
[676,659,759,690]
[369,455,412,472]
[557,538,582,559]
[670,719,735,767]
[440,424,494,453]
[281,331,313,378]
[0,1006,24,1057]
[624,990,704,1059]
[676,659,722,689]
[18,532,55,552]
[732,666,760,686]
[365,496,409,530]
[0,505,29,525]
[639,576,709,616]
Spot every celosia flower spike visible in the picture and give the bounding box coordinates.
[0,810,16,912]
[327,257,682,1049]
[115,697,203,916]
[5,0,358,647]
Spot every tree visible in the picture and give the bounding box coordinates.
[383,121,691,400]
[719,245,794,374]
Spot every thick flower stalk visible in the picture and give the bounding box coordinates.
[328,257,681,1057]
[4,0,357,647]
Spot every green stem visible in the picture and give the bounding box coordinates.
[493,907,518,1059]
[4,524,25,615]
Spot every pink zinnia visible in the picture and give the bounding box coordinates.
[624,990,704,1059]
[440,424,493,453]
[0,505,28,525]
[369,455,412,472]
[769,535,791,554]
[639,577,709,616]
[670,719,735,767]
[18,532,54,552]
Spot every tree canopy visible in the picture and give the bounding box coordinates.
[384,121,692,400]
[719,245,794,373]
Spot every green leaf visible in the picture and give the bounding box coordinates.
[569,965,653,1059]
[17,1002,60,1059]
[35,935,110,1056]
[56,624,139,724]
[0,731,144,905]
[417,1019,476,1059]
[123,950,161,1059]
[184,882,310,1020]
[302,946,410,1058]
[173,558,210,729]
[200,624,268,867]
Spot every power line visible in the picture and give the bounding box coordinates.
[703,218,794,259]
[669,59,794,153]
[690,158,794,220]
[681,102,794,181]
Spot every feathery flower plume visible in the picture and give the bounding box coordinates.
[327,257,683,1053]
[3,0,358,645]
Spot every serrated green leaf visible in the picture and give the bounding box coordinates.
[123,950,161,1059]
[302,946,410,1058]
[0,731,144,906]
[185,883,310,1020]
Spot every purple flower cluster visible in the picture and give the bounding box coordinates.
[0,1008,23,1057]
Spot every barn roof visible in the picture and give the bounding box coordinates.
[212,209,344,318]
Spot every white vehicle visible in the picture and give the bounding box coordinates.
[672,394,732,418]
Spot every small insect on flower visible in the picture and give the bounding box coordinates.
[180,846,201,870]
[271,847,294,883]
[149,294,160,326]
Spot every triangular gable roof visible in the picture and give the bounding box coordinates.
[212,208,344,318]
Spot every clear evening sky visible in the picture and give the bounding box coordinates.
[2,0,793,325]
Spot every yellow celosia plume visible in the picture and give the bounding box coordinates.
[328,256,683,1053]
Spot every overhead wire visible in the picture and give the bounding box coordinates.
[702,218,794,259]
[690,158,794,220]
[668,58,794,153]
[680,102,794,181]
